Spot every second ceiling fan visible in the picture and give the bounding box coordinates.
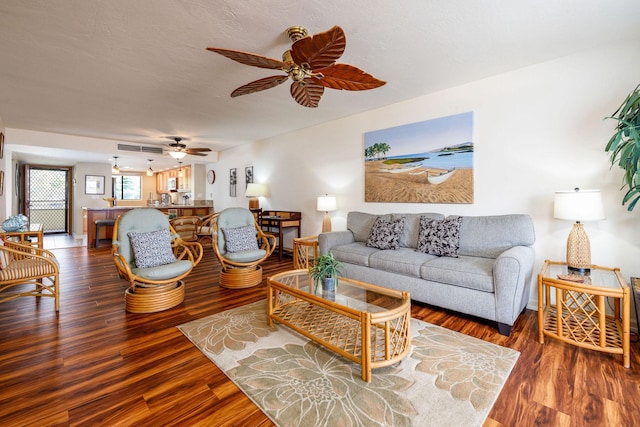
[207,25,386,108]
[167,137,211,158]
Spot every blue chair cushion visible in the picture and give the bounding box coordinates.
[132,260,194,281]
[224,249,268,263]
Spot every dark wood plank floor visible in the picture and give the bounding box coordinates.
[1,246,638,426]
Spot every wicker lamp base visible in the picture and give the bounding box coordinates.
[220,266,262,289]
[566,223,591,273]
[125,280,185,313]
[321,212,332,233]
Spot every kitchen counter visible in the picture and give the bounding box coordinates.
[83,206,214,249]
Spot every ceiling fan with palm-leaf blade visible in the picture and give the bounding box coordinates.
[166,137,211,157]
[206,25,386,108]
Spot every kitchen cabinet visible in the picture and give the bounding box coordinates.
[156,166,191,193]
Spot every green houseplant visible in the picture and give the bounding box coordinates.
[309,251,343,294]
[605,84,640,211]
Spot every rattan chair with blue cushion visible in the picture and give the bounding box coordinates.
[112,208,203,313]
[212,207,276,288]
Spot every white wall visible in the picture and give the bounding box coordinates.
[0,114,5,218]
[208,40,640,311]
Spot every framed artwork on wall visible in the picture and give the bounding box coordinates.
[85,175,105,195]
[0,132,4,159]
[245,166,253,187]
[230,168,237,197]
[14,164,20,197]
[0,170,4,196]
[364,111,474,204]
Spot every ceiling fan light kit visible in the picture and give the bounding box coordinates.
[207,25,386,108]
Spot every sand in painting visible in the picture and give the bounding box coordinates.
[365,160,473,203]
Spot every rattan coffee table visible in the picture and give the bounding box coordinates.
[267,269,411,382]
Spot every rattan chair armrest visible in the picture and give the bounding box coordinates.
[257,232,277,257]
[174,240,204,266]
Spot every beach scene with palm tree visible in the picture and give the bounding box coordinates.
[364,112,474,203]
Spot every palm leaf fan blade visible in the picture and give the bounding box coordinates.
[231,75,289,98]
[311,63,386,91]
[290,25,346,69]
[206,47,286,70]
[290,81,324,108]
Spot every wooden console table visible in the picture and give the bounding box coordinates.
[260,210,301,260]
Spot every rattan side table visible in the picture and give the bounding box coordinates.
[292,235,318,269]
[537,260,630,368]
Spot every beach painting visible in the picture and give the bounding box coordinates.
[364,112,474,204]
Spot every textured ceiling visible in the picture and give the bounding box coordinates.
[1,0,639,170]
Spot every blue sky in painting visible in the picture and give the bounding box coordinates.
[364,112,473,157]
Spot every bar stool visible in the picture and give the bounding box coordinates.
[95,219,116,248]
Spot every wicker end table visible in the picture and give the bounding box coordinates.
[267,269,411,382]
[537,260,630,368]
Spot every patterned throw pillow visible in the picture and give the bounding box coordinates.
[366,216,406,250]
[416,216,463,257]
[128,228,178,268]
[222,225,259,253]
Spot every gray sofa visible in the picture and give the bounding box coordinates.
[318,212,536,336]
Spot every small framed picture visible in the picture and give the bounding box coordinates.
[0,132,4,159]
[245,166,254,186]
[0,170,4,196]
[230,168,237,197]
[85,175,105,195]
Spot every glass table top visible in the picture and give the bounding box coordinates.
[542,262,623,290]
[269,269,406,313]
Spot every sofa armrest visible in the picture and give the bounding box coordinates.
[493,245,536,326]
[318,231,355,255]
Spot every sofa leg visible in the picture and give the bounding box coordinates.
[497,322,512,336]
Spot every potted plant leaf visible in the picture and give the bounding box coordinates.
[309,251,343,299]
[605,84,640,211]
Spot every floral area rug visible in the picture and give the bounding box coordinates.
[177,300,519,427]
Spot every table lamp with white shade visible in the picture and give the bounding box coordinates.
[554,188,605,273]
[245,183,269,209]
[317,194,337,233]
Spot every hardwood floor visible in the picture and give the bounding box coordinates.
[0,246,638,426]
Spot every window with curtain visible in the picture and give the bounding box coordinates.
[113,175,142,200]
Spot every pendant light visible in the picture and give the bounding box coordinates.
[146,159,154,176]
[177,161,184,178]
[112,156,120,174]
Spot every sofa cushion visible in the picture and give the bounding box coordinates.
[331,242,380,267]
[420,256,495,292]
[416,216,462,257]
[366,216,405,250]
[347,212,390,243]
[392,213,445,248]
[369,248,437,277]
[454,214,536,258]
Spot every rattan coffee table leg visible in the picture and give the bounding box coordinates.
[267,283,273,327]
[361,312,371,382]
